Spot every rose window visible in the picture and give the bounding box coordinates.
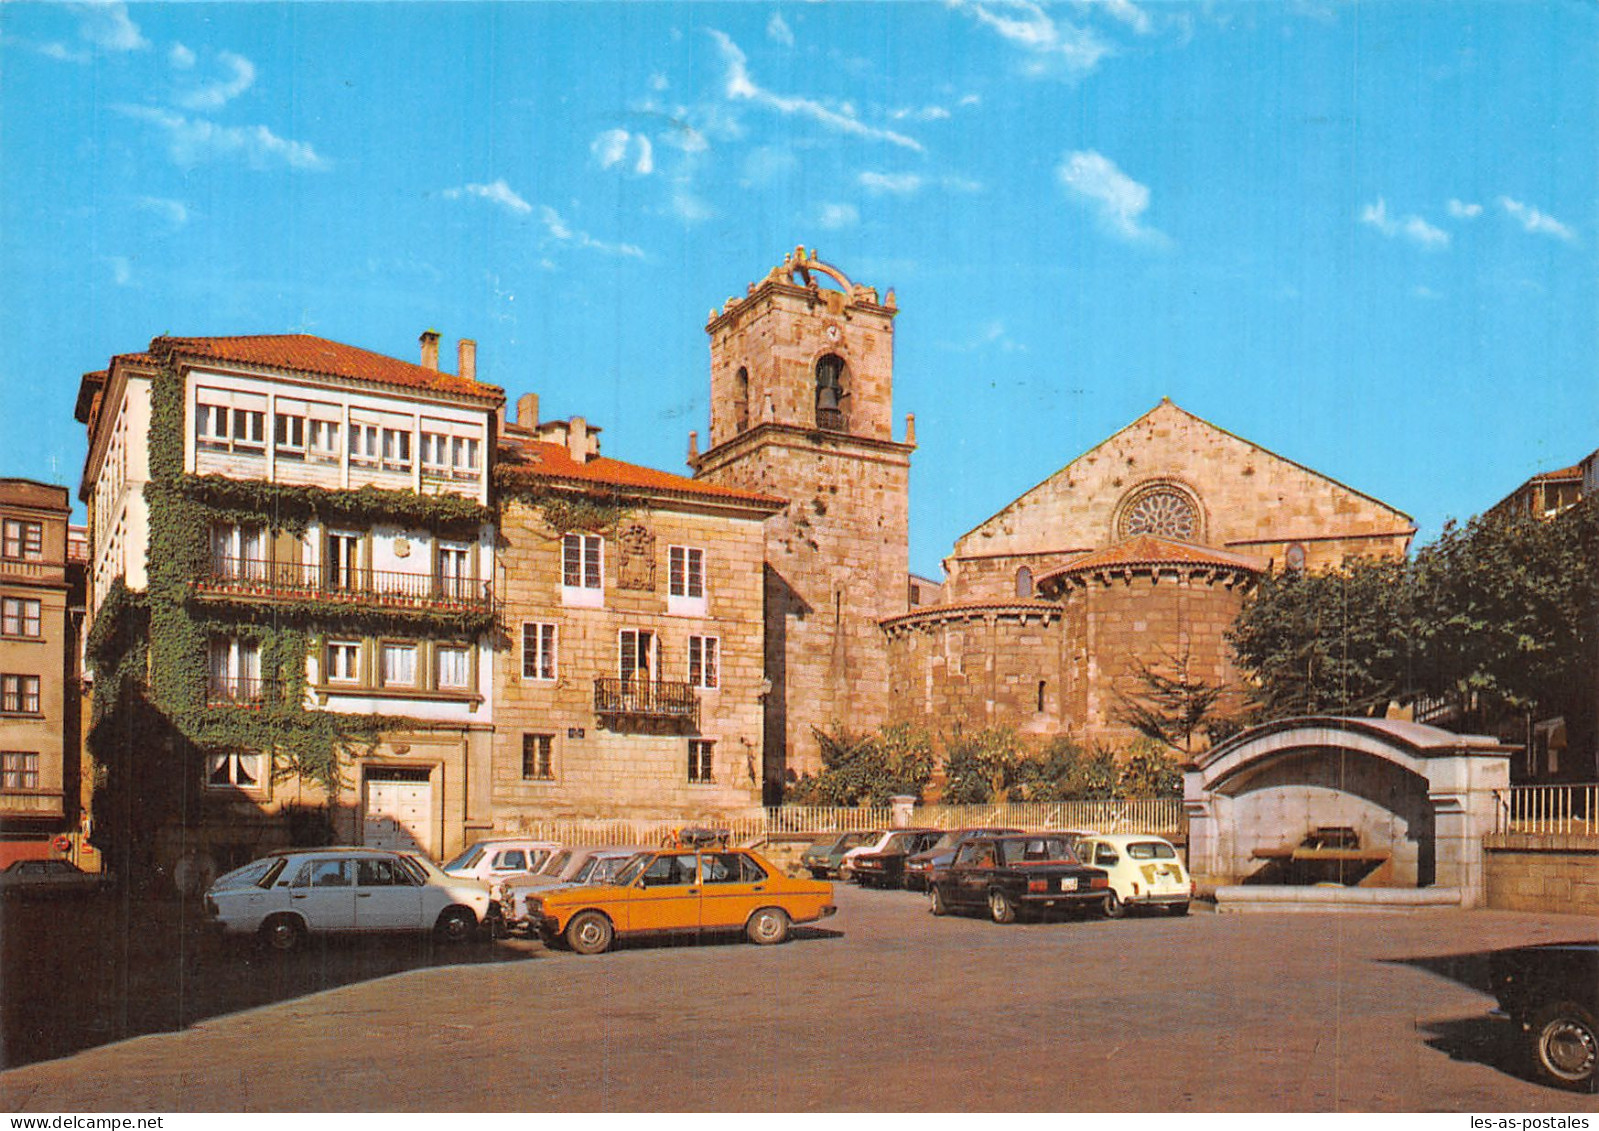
[1120,488,1199,541]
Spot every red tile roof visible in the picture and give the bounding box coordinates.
[1036,535,1265,585]
[150,335,501,402]
[499,434,786,509]
[1528,464,1583,482]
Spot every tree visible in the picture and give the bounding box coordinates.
[1113,645,1237,755]
[785,723,936,806]
[940,726,1027,803]
[1117,736,1184,798]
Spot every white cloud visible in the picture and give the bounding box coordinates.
[135,196,189,228]
[1089,0,1154,35]
[649,73,669,93]
[817,203,859,230]
[1359,198,1449,249]
[539,205,646,258]
[115,105,328,171]
[443,179,533,214]
[168,43,195,70]
[958,94,982,107]
[1498,196,1577,243]
[107,256,132,287]
[951,0,1110,76]
[1057,150,1168,245]
[767,12,795,46]
[592,129,654,175]
[889,104,952,122]
[1446,198,1482,219]
[75,1,147,53]
[38,42,91,64]
[709,30,924,152]
[176,51,257,112]
[860,172,924,195]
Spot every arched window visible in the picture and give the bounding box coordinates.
[734,367,750,432]
[815,354,847,431]
[1015,566,1034,598]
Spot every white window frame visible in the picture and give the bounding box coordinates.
[325,640,361,685]
[561,533,604,608]
[1,675,41,715]
[349,422,381,467]
[275,410,307,460]
[380,426,412,472]
[307,417,341,463]
[380,642,418,689]
[435,643,472,691]
[522,622,557,682]
[688,739,715,784]
[206,749,265,792]
[522,733,555,781]
[1,751,40,791]
[618,629,656,683]
[2,519,43,562]
[687,635,719,690]
[668,546,707,616]
[2,597,42,638]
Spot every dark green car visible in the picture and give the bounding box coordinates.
[799,831,880,879]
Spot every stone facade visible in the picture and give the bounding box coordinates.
[1484,835,1599,916]
[694,250,913,795]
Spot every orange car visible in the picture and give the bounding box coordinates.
[525,847,835,954]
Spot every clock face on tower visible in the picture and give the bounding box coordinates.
[825,324,841,342]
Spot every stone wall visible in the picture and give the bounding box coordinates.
[1484,835,1599,916]
[492,497,767,823]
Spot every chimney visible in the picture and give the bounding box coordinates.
[457,339,476,382]
[419,329,440,370]
[517,393,539,429]
[567,415,589,463]
[687,430,699,463]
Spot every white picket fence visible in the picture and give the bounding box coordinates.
[1494,783,1598,836]
[508,798,1185,848]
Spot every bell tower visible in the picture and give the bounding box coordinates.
[692,248,915,801]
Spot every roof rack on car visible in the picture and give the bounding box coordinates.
[661,827,731,850]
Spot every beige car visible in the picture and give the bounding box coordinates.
[1073,834,1192,917]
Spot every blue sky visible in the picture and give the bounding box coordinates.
[2,1,1593,576]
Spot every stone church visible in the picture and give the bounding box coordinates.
[691,249,1415,794]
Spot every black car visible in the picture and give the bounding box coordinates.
[850,829,943,888]
[902,826,1021,891]
[1489,941,1599,1091]
[929,834,1109,923]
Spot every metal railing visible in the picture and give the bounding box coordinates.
[205,675,281,708]
[593,677,700,727]
[1494,783,1598,836]
[196,557,495,614]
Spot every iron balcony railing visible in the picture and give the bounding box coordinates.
[593,677,700,728]
[196,557,495,615]
[206,675,282,708]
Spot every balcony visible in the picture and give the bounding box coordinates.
[593,677,700,730]
[206,675,282,708]
[0,557,66,585]
[194,557,496,616]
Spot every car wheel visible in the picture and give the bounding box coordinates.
[988,888,1016,925]
[746,907,791,946]
[259,914,304,953]
[434,906,477,944]
[1103,890,1127,919]
[565,911,614,955]
[1167,901,1190,917]
[1531,1001,1599,1091]
[929,885,948,916]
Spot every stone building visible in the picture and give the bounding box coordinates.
[884,399,1415,750]
[692,249,916,798]
[492,396,782,823]
[76,333,502,882]
[0,480,83,865]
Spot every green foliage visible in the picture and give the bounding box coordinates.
[495,473,634,534]
[178,474,491,535]
[940,726,1028,803]
[1013,736,1120,801]
[1113,645,1237,755]
[1116,736,1185,798]
[785,723,936,806]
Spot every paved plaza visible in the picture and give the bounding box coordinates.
[1,885,1596,1112]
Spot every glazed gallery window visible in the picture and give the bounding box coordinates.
[275,399,341,463]
[521,623,557,681]
[206,749,263,791]
[1,751,39,791]
[2,598,42,638]
[380,643,418,688]
[421,428,481,479]
[687,636,719,690]
[687,739,715,784]
[195,389,266,454]
[522,733,554,781]
[2,520,43,561]
[562,533,603,607]
[2,675,41,714]
[210,522,267,580]
[436,644,472,691]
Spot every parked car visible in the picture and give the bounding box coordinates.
[499,847,647,934]
[0,858,107,896]
[524,846,836,955]
[1489,941,1599,1091]
[837,828,937,881]
[203,846,499,952]
[929,834,1110,923]
[850,830,945,888]
[1073,833,1193,917]
[441,839,559,886]
[903,827,1022,891]
[800,831,881,879]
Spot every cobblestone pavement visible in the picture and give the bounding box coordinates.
[2,885,1597,1112]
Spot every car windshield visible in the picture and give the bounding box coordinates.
[998,837,1080,865]
[591,855,639,884]
[442,843,488,872]
[883,833,918,852]
[397,854,442,883]
[570,856,602,884]
[840,832,874,849]
[613,854,651,886]
[1126,841,1177,860]
[929,832,961,851]
[541,850,572,876]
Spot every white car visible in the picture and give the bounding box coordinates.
[1073,834,1192,917]
[204,847,499,951]
[838,829,913,880]
[441,838,560,886]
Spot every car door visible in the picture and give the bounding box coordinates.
[698,852,772,930]
[959,841,998,905]
[626,852,701,934]
[287,856,357,931]
[945,842,983,909]
[354,855,423,930]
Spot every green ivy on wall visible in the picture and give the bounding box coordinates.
[494,467,636,534]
